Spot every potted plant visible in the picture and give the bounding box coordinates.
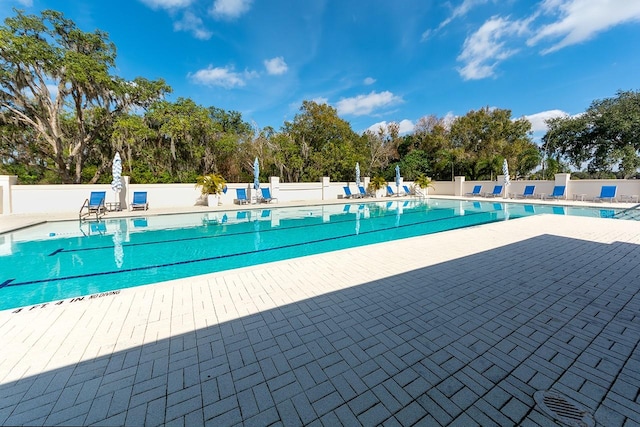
[196,173,226,206]
[414,174,434,197]
[367,176,387,198]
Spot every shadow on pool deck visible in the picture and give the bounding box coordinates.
[1,233,639,426]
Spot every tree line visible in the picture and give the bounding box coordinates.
[1,9,639,185]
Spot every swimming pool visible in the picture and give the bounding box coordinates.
[0,199,622,311]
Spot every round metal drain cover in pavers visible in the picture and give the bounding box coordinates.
[534,390,595,427]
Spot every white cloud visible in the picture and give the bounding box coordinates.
[210,0,253,20]
[16,0,33,6]
[420,29,433,42]
[189,65,257,88]
[311,97,329,105]
[441,0,490,32]
[524,109,569,132]
[442,112,456,129]
[367,121,386,133]
[366,121,390,134]
[264,57,288,75]
[453,0,640,80]
[363,77,376,85]
[398,119,414,134]
[366,119,414,136]
[423,0,491,41]
[457,16,528,80]
[138,0,193,10]
[528,0,640,53]
[336,91,403,116]
[173,11,212,40]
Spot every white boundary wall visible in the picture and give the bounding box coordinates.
[1,174,639,215]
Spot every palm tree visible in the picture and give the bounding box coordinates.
[414,174,434,197]
[367,176,387,197]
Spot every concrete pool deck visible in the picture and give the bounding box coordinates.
[1,201,639,425]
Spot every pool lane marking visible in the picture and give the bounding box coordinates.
[0,279,15,289]
[48,205,488,256]
[2,210,503,289]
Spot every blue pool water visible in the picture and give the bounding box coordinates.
[0,199,622,310]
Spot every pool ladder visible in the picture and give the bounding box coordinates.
[613,203,640,220]
[78,198,105,222]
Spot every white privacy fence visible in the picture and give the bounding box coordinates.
[1,174,639,215]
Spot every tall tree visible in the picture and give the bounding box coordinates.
[448,107,538,180]
[409,115,453,180]
[0,9,170,183]
[269,131,304,182]
[208,106,253,182]
[362,126,394,178]
[543,90,640,175]
[282,101,360,181]
[144,98,219,182]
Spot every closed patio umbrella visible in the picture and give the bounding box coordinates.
[502,159,510,187]
[395,165,401,192]
[502,159,510,219]
[111,152,122,208]
[502,159,510,197]
[355,162,361,188]
[253,157,260,190]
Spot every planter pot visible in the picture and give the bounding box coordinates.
[207,194,219,207]
[417,187,429,197]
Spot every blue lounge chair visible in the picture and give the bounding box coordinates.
[594,185,617,202]
[403,185,411,196]
[516,185,536,199]
[387,186,396,197]
[260,187,278,203]
[343,186,357,199]
[80,191,106,220]
[236,188,250,204]
[544,186,566,200]
[358,186,369,198]
[465,185,482,197]
[483,185,503,198]
[130,191,148,211]
[88,191,106,213]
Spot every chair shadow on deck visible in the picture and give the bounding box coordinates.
[2,234,639,426]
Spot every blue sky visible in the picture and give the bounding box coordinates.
[3,0,640,141]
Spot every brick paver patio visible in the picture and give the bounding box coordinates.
[1,214,639,426]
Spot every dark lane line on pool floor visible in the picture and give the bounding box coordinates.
[47,206,495,256]
[3,211,504,288]
[0,279,14,289]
